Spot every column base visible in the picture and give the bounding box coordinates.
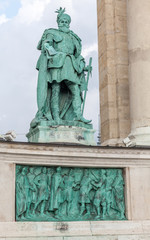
[123,127,150,147]
[101,138,125,147]
[26,125,96,146]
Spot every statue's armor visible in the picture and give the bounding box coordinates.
[53,31,75,55]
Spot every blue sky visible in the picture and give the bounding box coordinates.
[0,0,21,18]
[0,0,99,142]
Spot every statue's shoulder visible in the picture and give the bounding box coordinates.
[37,29,55,50]
[43,28,62,42]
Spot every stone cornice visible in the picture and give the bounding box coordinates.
[0,142,150,167]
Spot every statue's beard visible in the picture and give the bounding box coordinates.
[59,26,70,33]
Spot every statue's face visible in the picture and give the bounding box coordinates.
[58,18,70,32]
[22,167,28,175]
[43,167,47,174]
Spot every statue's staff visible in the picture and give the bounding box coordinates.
[82,57,92,115]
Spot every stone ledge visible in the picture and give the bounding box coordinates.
[1,142,150,167]
[0,221,150,237]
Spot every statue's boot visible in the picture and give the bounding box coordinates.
[75,115,92,124]
[69,84,92,124]
[44,112,53,121]
[51,107,61,124]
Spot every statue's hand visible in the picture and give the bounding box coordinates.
[44,43,57,56]
[84,65,92,73]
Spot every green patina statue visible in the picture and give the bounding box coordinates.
[16,165,126,221]
[31,8,92,129]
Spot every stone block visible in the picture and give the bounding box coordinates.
[6,238,63,240]
[98,31,107,56]
[6,238,50,240]
[90,221,143,235]
[106,35,115,50]
[101,103,118,123]
[105,3,114,19]
[105,17,115,33]
[118,236,150,240]
[100,86,108,106]
[6,236,63,240]
[101,120,110,142]
[117,82,130,103]
[115,16,127,35]
[115,35,128,49]
[101,119,119,141]
[100,105,109,122]
[107,49,115,60]
[97,0,105,13]
[99,52,107,71]
[99,69,108,89]
[116,49,128,65]
[116,65,128,79]
[129,168,150,220]
[108,84,117,102]
[97,8,105,27]
[0,163,15,222]
[105,0,114,4]
[108,119,119,139]
[27,125,96,146]
[115,2,127,17]
[118,120,131,138]
[64,237,118,240]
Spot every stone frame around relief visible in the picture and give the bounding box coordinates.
[15,164,127,222]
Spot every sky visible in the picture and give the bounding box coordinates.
[0,0,99,142]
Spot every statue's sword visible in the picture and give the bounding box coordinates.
[82,57,92,115]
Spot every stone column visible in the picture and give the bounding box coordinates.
[125,0,150,146]
[97,0,130,146]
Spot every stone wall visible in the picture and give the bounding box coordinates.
[0,142,150,239]
[97,0,130,145]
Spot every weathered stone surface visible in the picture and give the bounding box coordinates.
[3,235,150,240]
[0,163,15,222]
[0,221,150,237]
[129,168,150,220]
[27,125,96,146]
[97,0,130,146]
[120,0,150,146]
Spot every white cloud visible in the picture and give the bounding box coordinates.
[82,43,98,58]
[0,14,10,24]
[16,0,51,24]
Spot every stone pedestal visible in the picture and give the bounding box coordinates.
[1,142,150,239]
[26,125,96,146]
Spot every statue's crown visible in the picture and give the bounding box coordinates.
[55,7,71,24]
